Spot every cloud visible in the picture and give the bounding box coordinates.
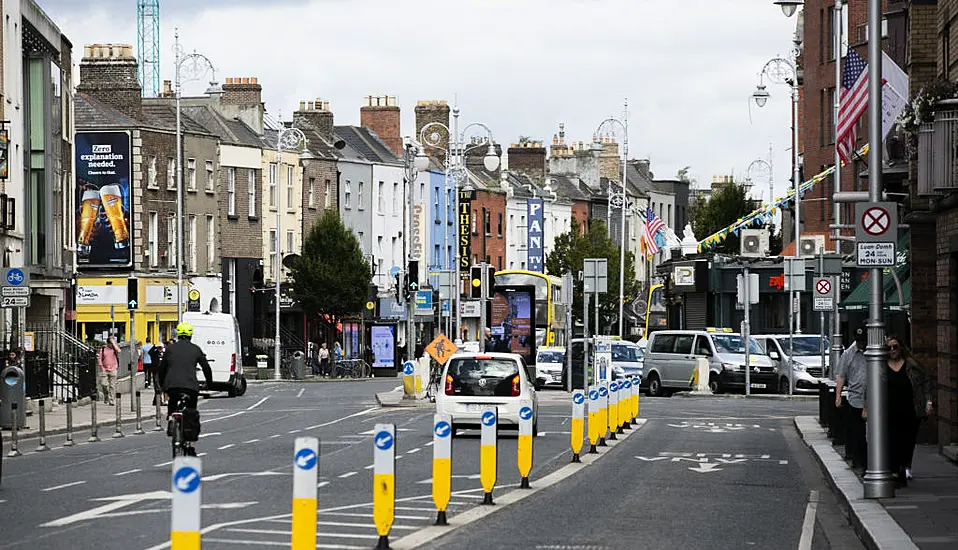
[46,0,801,199]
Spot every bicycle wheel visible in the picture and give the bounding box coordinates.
[171,417,183,458]
[350,362,363,379]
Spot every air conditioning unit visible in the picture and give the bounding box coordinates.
[799,235,826,257]
[740,229,769,257]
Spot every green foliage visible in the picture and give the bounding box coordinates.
[289,211,372,319]
[545,218,640,332]
[690,182,762,255]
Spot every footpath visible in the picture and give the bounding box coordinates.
[796,416,958,550]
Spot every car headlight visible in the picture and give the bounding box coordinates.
[794,363,806,371]
[722,363,740,372]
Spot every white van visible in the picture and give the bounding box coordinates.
[182,312,247,397]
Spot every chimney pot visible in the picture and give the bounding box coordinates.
[299,100,306,111]
[251,77,258,84]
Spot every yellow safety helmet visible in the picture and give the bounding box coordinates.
[175,322,194,338]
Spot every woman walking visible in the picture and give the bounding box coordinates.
[885,335,934,486]
[97,337,122,406]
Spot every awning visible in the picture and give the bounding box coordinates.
[841,232,910,311]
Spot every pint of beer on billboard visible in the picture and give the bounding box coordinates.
[77,188,101,255]
[99,184,129,249]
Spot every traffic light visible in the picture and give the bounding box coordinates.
[127,277,139,310]
[470,266,483,299]
[407,261,419,294]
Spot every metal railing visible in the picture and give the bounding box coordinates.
[917,121,937,196]
[23,324,97,402]
[931,102,958,192]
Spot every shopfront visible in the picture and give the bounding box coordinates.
[75,276,189,345]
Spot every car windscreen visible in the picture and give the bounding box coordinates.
[537,351,564,364]
[446,358,520,397]
[612,345,640,363]
[775,336,827,356]
[711,335,764,355]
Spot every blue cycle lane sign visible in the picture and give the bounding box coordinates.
[173,465,201,494]
[1,268,31,308]
[5,268,25,286]
[295,448,318,470]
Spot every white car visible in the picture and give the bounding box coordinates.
[754,334,830,394]
[535,347,566,388]
[436,352,539,437]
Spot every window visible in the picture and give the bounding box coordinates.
[344,181,352,208]
[674,335,694,354]
[167,215,177,268]
[434,186,441,219]
[286,166,294,209]
[308,177,316,208]
[205,161,214,192]
[167,158,176,189]
[824,7,835,62]
[667,204,672,227]
[358,182,365,210]
[227,168,236,216]
[484,209,491,235]
[248,169,256,217]
[392,237,398,268]
[287,230,295,254]
[497,213,503,237]
[378,181,385,214]
[148,212,158,267]
[268,163,277,208]
[472,210,477,234]
[269,229,277,274]
[148,156,157,189]
[227,259,237,315]
[324,179,332,208]
[206,215,215,271]
[434,244,440,266]
[393,182,399,214]
[509,215,515,246]
[497,256,502,270]
[188,214,197,272]
[187,158,196,191]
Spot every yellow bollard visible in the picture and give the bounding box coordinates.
[607,380,619,440]
[432,415,452,525]
[373,424,396,550]
[571,390,585,462]
[587,386,600,454]
[517,401,534,488]
[291,437,319,550]
[402,362,416,397]
[598,382,609,446]
[480,408,498,505]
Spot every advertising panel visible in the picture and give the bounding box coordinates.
[527,198,544,272]
[75,131,133,268]
[487,287,536,365]
[371,325,396,369]
[458,190,472,276]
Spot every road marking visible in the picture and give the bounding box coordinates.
[318,481,330,489]
[114,469,142,477]
[324,512,431,521]
[246,397,269,411]
[306,406,379,430]
[407,447,421,454]
[205,411,247,423]
[635,456,669,462]
[202,472,288,482]
[689,463,723,473]
[203,539,365,549]
[287,429,301,434]
[364,464,375,470]
[197,452,207,457]
[296,388,305,398]
[226,528,378,540]
[43,481,87,492]
[41,491,170,527]
[243,439,260,444]
[269,434,282,439]
[798,490,820,550]
[425,441,434,446]
[339,471,358,479]
[217,444,235,450]
[154,460,173,468]
[198,432,222,439]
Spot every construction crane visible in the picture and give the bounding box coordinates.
[137,0,160,97]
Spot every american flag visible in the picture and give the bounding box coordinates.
[643,208,665,256]
[837,50,869,164]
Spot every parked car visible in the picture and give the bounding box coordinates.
[754,334,830,394]
[436,352,539,437]
[535,346,566,388]
[641,329,777,396]
[561,338,644,389]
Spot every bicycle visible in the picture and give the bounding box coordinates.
[168,395,197,458]
[332,359,371,379]
[425,359,444,401]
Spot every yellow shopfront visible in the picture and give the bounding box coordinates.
[75,277,189,345]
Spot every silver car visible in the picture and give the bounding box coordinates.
[755,335,830,394]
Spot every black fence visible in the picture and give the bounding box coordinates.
[23,324,97,402]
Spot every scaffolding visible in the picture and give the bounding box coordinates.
[137,0,160,97]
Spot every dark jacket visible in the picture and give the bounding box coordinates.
[158,337,213,392]
[905,359,934,418]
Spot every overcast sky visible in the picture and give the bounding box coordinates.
[43,0,801,203]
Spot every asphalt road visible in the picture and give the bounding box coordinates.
[427,395,866,550]
[0,380,587,550]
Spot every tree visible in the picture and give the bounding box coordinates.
[289,211,372,319]
[545,218,640,333]
[690,181,765,255]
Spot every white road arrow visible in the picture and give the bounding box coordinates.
[688,463,724,473]
[417,474,480,484]
[635,456,670,462]
[41,491,171,527]
[715,458,748,464]
[201,472,288,482]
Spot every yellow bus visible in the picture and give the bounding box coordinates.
[644,284,667,337]
[493,270,566,348]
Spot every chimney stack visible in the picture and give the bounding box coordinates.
[360,95,402,157]
[507,141,547,183]
[598,134,620,181]
[217,77,264,135]
[77,44,142,120]
[293,99,335,143]
[414,100,450,164]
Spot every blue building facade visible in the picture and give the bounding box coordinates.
[426,169,456,289]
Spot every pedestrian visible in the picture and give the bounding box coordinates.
[835,325,868,471]
[5,348,19,368]
[332,342,343,377]
[142,338,154,388]
[97,337,122,406]
[318,343,330,377]
[878,335,934,486]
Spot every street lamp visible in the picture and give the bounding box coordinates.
[594,99,630,338]
[419,109,499,341]
[272,125,308,381]
[774,0,804,18]
[173,30,215,322]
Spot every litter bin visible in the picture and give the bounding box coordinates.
[256,355,269,380]
[1,366,26,429]
[291,351,305,380]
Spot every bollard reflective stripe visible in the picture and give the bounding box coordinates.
[480,407,498,504]
[598,382,609,446]
[372,423,395,548]
[37,399,49,452]
[587,386,599,452]
[517,401,534,488]
[291,436,319,550]
[171,456,202,550]
[607,381,618,440]
[432,414,452,524]
[571,390,585,461]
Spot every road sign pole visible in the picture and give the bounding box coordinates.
[373,424,396,549]
[130,310,136,412]
[292,437,320,550]
[171,457,202,550]
[819,255,827,384]
[744,266,751,397]
[517,401,534,488]
[432,414,452,525]
[571,390,585,462]
[479,262,487,353]
[583,292,590,390]
[480,407,498,505]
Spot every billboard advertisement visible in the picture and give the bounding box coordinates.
[527,198,544,272]
[458,190,472,275]
[371,325,396,369]
[488,287,536,365]
[75,131,133,268]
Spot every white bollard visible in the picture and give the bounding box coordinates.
[171,456,202,549]
[292,437,320,550]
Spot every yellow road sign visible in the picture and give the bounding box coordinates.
[188,289,200,301]
[425,334,458,365]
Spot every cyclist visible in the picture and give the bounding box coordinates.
[156,322,213,456]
